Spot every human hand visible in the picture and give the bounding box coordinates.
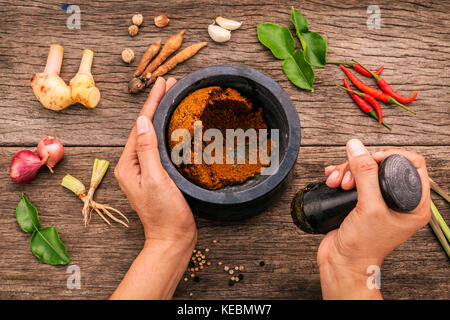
[317,139,431,299]
[111,77,197,300]
[114,77,197,247]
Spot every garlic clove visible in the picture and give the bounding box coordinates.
[215,17,242,31]
[208,23,231,43]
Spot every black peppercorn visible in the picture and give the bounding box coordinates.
[259,261,265,266]
[238,274,244,280]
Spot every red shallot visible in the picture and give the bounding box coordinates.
[10,150,43,184]
[37,137,64,173]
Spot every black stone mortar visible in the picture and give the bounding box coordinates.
[153,65,301,221]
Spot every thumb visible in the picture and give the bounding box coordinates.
[346,139,384,209]
[135,115,164,179]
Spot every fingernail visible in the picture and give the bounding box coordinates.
[325,165,336,172]
[342,171,352,185]
[347,139,368,157]
[328,170,339,181]
[137,116,149,135]
[155,76,165,85]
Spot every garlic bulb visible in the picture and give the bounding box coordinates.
[208,23,231,43]
[215,17,242,31]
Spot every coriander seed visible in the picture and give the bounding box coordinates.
[128,24,139,37]
[132,13,143,26]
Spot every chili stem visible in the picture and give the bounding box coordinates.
[387,97,416,114]
[430,178,450,203]
[326,61,353,66]
[368,110,392,130]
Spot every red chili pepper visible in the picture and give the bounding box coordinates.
[353,64,384,77]
[363,94,383,125]
[327,61,384,77]
[340,81,390,130]
[340,65,416,114]
[354,60,418,103]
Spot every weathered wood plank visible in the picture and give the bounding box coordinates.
[0,0,449,146]
[0,146,448,299]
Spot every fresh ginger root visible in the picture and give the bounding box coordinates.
[31,45,101,110]
[30,44,73,111]
[70,49,101,109]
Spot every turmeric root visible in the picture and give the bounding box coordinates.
[140,30,186,80]
[31,44,73,111]
[70,49,101,108]
[145,42,208,85]
[134,40,161,77]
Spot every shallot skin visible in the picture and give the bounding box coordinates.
[37,137,64,173]
[10,150,43,184]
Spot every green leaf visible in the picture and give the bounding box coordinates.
[299,31,327,67]
[291,7,309,37]
[257,23,294,60]
[30,227,70,265]
[282,50,315,91]
[15,193,40,233]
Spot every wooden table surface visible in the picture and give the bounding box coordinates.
[0,0,448,299]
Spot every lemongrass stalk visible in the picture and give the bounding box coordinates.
[90,159,110,189]
[429,213,450,258]
[431,200,450,243]
[61,174,87,197]
[82,159,110,226]
[62,167,128,227]
[429,178,450,203]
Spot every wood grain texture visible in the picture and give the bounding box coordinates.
[0,0,449,147]
[0,146,448,299]
[0,0,448,300]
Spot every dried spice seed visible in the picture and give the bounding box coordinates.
[229,270,234,275]
[201,260,206,264]
[189,292,193,297]
[193,276,200,283]
[259,261,265,266]
[224,266,229,271]
[238,274,244,280]
[231,276,236,281]
[132,14,143,26]
[218,261,223,266]
[235,277,240,282]
[191,273,195,278]
[207,262,211,266]
[128,25,139,37]
[205,248,210,252]
[184,277,188,282]
[200,265,204,270]
[235,266,239,270]
[195,267,199,272]
[239,265,244,271]
[213,239,217,244]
